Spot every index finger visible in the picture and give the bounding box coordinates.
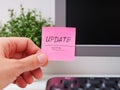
[9,37,40,55]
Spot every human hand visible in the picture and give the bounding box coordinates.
[0,37,48,89]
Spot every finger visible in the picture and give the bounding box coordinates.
[16,53,48,74]
[9,37,40,55]
[22,72,34,84]
[31,68,43,79]
[15,76,27,88]
[0,37,40,58]
[12,53,25,59]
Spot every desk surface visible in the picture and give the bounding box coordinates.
[3,75,55,90]
[4,80,47,90]
[4,75,57,90]
[4,74,120,90]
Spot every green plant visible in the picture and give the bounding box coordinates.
[0,5,53,47]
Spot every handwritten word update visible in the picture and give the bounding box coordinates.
[46,36,71,43]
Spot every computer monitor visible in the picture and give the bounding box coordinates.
[44,0,120,75]
[55,0,120,56]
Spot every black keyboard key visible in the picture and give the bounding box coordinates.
[62,80,71,89]
[77,78,87,88]
[89,78,102,87]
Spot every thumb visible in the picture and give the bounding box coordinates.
[17,53,48,73]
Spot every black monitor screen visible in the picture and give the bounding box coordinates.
[66,0,120,45]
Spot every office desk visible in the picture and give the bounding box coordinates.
[4,80,47,90]
[4,75,59,90]
[3,75,50,90]
[4,56,120,90]
[4,74,120,90]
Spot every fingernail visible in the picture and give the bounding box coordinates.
[37,54,46,65]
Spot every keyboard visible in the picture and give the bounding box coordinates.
[46,77,120,90]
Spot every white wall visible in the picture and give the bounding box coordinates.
[0,0,55,24]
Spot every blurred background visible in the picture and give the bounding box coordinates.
[0,0,55,24]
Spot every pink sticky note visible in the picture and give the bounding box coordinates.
[41,27,76,61]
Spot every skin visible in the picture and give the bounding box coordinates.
[0,37,48,89]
